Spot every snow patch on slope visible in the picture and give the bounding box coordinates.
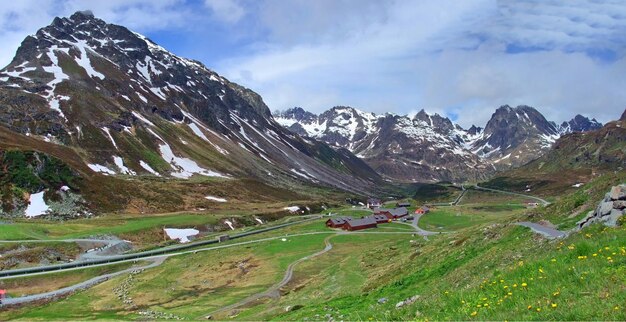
[205,196,227,202]
[164,228,199,243]
[87,163,116,175]
[113,156,135,175]
[25,191,49,218]
[157,142,227,179]
[139,160,160,176]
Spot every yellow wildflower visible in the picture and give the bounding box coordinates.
[471,311,478,317]
[507,292,513,296]
[513,284,518,288]
[551,258,557,262]
[536,308,541,312]
[593,253,598,257]
[539,268,544,273]
[527,305,532,310]
[503,285,508,289]
[551,303,557,308]
[521,282,528,287]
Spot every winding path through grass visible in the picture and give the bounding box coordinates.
[205,234,337,318]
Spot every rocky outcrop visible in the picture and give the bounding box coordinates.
[578,184,626,228]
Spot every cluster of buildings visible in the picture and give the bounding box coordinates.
[327,198,432,231]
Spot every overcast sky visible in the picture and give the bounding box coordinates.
[1,0,625,127]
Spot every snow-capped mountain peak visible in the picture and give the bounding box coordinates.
[276,104,604,180]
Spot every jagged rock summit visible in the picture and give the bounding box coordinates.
[560,114,602,133]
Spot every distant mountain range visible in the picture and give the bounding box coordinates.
[275,105,603,182]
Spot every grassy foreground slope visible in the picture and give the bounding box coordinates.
[274,175,626,320]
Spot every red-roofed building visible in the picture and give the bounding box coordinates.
[343,217,378,231]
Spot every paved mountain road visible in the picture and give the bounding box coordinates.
[473,185,568,239]
[515,222,567,239]
[1,257,166,306]
[205,234,337,318]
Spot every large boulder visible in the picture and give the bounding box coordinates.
[578,184,626,229]
[610,185,626,201]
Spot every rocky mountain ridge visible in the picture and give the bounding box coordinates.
[276,106,493,182]
[276,105,604,180]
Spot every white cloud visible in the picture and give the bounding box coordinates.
[216,0,626,127]
[204,0,245,24]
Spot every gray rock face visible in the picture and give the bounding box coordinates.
[614,200,626,210]
[598,201,615,216]
[605,209,625,227]
[578,184,626,228]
